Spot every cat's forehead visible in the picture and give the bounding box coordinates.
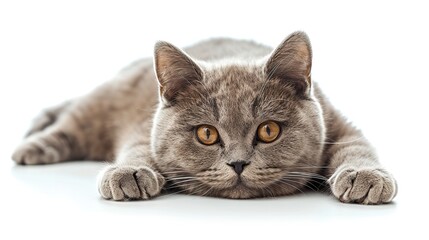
[204,64,263,100]
[202,65,264,132]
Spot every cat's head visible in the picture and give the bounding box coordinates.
[151,32,325,198]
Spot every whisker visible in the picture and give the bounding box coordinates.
[286,176,328,183]
[200,186,213,197]
[286,172,328,180]
[167,179,198,188]
[271,181,293,196]
[163,187,192,197]
[282,176,321,191]
[277,179,305,194]
[161,170,190,174]
[165,176,197,181]
[284,174,326,181]
[260,187,267,198]
[189,184,209,195]
[316,136,366,145]
[293,166,336,169]
[168,179,199,187]
[265,185,276,197]
[281,177,319,192]
[164,182,205,196]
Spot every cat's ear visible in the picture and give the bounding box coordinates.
[265,31,312,96]
[154,41,203,103]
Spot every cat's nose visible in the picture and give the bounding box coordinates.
[227,161,250,175]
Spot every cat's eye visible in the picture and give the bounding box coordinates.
[257,121,281,143]
[196,125,219,145]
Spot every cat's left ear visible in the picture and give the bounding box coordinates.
[265,31,312,96]
[154,41,203,104]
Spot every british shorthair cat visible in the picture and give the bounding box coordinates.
[12,32,397,204]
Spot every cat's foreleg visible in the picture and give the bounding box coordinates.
[325,130,397,204]
[97,143,165,201]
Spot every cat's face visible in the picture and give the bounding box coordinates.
[152,32,326,198]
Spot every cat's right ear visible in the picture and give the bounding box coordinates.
[154,41,203,104]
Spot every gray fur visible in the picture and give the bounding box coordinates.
[12,32,397,204]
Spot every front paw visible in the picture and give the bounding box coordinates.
[98,166,165,201]
[328,167,397,205]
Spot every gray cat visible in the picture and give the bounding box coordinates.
[12,32,397,204]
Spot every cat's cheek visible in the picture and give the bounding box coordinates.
[196,165,237,189]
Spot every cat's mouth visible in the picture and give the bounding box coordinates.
[195,172,269,198]
[229,176,254,190]
[215,177,262,199]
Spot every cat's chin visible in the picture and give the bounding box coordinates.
[187,174,296,199]
[213,185,256,199]
[204,177,303,199]
[199,176,270,199]
[209,181,265,199]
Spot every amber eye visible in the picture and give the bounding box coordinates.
[196,125,219,145]
[257,121,281,143]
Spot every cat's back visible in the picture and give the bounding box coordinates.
[184,38,273,62]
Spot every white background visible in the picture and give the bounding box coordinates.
[0,0,428,239]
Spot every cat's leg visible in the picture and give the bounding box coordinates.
[324,123,397,205]
[97,141,165,201]
[25,101,71,137]
[12,111,86,165]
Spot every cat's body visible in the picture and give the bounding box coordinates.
[13,32,397,204]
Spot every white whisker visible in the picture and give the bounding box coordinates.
[317,136,366,145]
[278,179,305,194]
[168,178,199,187]
[165,176,197,181]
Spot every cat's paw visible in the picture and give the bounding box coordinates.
[12,138,62,165]
[328,166,397,205]
[98,166,165,201]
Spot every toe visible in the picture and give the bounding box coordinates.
[349,171,380,201]
[135,167,165,198]
[121,176,141,199]
[364,182,383,204]
[380,175,397,203]
[331,168,357,200]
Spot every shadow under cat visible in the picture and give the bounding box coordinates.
[11,161,396,220]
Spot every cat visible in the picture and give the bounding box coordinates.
[12,31,397,204]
